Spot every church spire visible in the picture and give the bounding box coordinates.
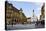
[33,9,34,17]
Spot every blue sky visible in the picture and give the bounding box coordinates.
[8,1,43,18]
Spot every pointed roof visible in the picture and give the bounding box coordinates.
[33,9,34,12]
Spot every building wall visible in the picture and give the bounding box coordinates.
[5,1,27,25]
[27,17,31,24]
[40,3,45,20]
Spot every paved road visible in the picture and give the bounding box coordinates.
[6,23,36,30]
[6,23,44,30]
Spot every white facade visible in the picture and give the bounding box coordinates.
[27,18,31,22]
[31,16,37,22]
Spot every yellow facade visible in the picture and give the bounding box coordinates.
[40,3,45,20]
[5,1,27,25]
